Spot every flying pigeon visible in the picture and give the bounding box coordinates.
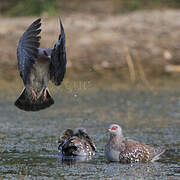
[105,124,165,163]
[14,18,66,111]
[58,128,96,157]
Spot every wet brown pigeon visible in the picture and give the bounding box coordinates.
[14,18,66,111]
[105,124,165,163]
[58,128,96,157]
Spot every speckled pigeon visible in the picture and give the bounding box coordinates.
[14,18,66,111]
[58,128,96,157]
[105,124,165,163]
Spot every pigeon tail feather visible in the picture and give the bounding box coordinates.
[14,88,54,111]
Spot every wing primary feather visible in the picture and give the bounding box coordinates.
[17,18,41,85]
[50,18,67,86]
[59,18,65,40]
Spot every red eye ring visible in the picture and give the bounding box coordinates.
[111,126,118,130]
[43,50,48,56]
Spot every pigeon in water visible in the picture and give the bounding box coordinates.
[14,18,66,111]
[58,128,96,157]
[105,124,165,163]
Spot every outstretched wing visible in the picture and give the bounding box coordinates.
[50,18,67,86]
[17,18,41,85]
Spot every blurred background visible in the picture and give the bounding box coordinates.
[1,0,180,89]
[0,1,180,178]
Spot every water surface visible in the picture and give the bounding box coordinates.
[0,86,179,179]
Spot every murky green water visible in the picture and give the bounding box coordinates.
[0,86,179,179]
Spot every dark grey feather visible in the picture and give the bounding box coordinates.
[17,18,41,85]
[50,18,67,86]
[14,88,54,111]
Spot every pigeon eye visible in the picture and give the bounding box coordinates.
[43,50,48,56]
[111,126,118,130]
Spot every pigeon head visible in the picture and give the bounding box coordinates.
[108,124,123,136]
[44,48,52,57]
[43,50,48,56]
[38,48,52,59]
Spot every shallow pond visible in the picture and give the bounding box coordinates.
[0,86,179,179]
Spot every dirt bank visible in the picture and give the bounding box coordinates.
[0,10,180,82]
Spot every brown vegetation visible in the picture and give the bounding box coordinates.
[0,10,180,83]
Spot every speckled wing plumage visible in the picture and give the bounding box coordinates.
[58,128,96,156]
[119,138,161,163]
[50,19,66,86]
[74,128,96,152]
[17,18,41,85]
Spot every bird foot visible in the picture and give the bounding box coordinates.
[43,88,47,100]
[30,88,37,100]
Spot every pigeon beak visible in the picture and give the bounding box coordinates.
[46,49,52,58]
[108,128,112,132]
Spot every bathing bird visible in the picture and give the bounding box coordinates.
[58,128,96,157]
[105,124,165,163]
[14,18,66,111]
